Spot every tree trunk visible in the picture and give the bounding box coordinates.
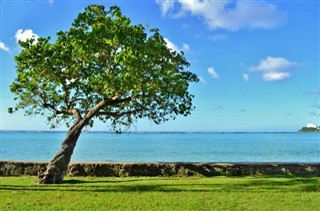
[39,123,83,184]
[38,99,112,184]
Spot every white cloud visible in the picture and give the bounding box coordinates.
[164,38,190,53]
[207,67,219,79]
[250,56,298,82]
[182,43,190,52]
[164,38,180,52]
[243,74,249,82]
[156,0,175,16]
[157,0,286,31]
[306,123,317,128]
[198,76,207,84]
[262,72,290,81]
[250,56,298,72]
[15,29,39,45]
[0,41,9,52]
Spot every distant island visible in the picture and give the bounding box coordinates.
[299,124,320,132]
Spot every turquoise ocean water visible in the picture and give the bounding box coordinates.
[1,131,319,162]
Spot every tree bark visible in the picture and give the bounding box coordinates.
[39,123,84,184]
[38,98,125,184]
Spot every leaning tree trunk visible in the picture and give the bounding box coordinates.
[39,98,111,184]
[39,122,84,184]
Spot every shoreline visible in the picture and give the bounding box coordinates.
[1,160,319,177]
[2,160,320,164]
[1,130,301,133]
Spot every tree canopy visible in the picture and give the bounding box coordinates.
[10,5,198,130]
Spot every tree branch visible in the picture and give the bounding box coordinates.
[81,96,133,122]
[104,96,133,106]
[97,108,143,118]
[43,103,62,114]
[70,108,82,121]
[42,103,82,121]
[69,97,86,105]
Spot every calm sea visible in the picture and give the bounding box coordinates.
[0,131,319,162]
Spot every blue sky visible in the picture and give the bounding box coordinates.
[1,0,319,132]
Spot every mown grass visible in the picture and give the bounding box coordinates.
[1,175,319,210]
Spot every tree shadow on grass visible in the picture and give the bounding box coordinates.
[1,176,319,193]
[232,176,320,192]
[62,178,140,184]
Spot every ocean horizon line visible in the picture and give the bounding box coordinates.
[0,130,298,134]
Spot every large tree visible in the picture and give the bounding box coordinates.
[10,5,198,184]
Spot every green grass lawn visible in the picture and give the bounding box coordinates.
[1,176,319,210]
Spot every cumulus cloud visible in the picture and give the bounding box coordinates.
[250,56,298,72]
[0,41,9,52]
[262,72,290,81]
[156,0,175,16]
[306,123,317,128]
[156,0,286,31]
[164,38,190,53]
[243,74,250,82]
[15,29,39,45]
[250,56,298,82]
[164,38,179,52]
[207,67,219,79]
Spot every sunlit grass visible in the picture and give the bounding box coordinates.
[1,176,319,210]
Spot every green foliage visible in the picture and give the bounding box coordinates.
[1,176,319,210]
[299,127,320,132]
[10,5,198,129]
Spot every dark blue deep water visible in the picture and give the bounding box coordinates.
[1,131,319,162]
